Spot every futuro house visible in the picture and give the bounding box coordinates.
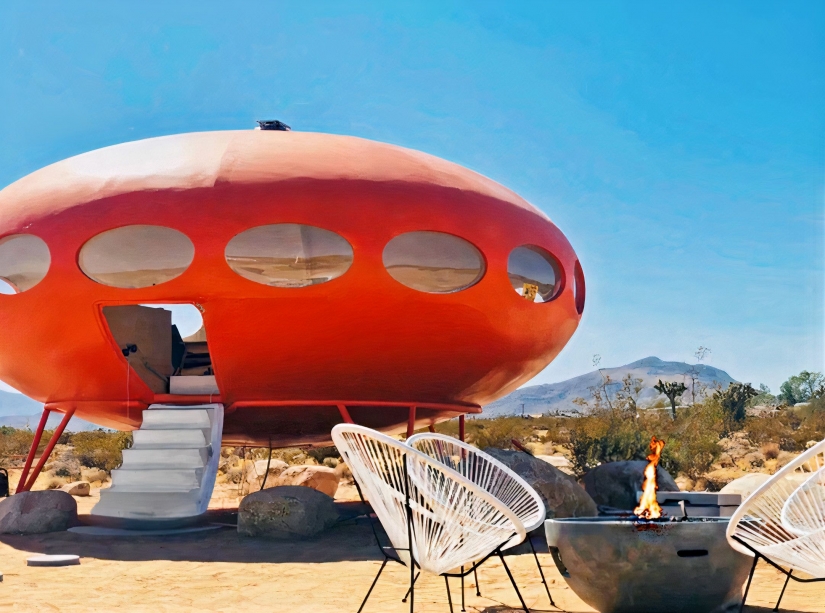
[0,129,584,518]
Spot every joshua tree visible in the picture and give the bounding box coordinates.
[654,379,687,419]
[715,382,758,433]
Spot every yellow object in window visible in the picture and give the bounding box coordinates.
[522,283,539,301]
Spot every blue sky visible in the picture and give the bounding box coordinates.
[0,1,823,395]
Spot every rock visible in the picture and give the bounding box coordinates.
[536,454,572,469]
[245,459,289,486]
[483,448,598,519]
[60,481,90,497]
[704,467,747,491]
[675,475,695,491]
[238,486,338,539]
[273,465,339,497]
[581,461,679,510]
[719,473,772,500]
[0,491,78,534]
[80,467,108,483]
[334,461,352,482]
[737,451,765,470]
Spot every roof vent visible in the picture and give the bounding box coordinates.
[256,120,291,131]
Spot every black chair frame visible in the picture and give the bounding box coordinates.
[732,535,825,613]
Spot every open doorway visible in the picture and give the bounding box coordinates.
[102,304,218,395]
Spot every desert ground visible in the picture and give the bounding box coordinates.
[0,481,822,613]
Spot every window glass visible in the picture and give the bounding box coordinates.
[574,260,585,314]
[225,224,353,288]
[507,245,562,303]
[0,234,51,294]
[79,225,194,288]
[383,231,485,293]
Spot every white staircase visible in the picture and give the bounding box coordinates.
[92,403,224,526]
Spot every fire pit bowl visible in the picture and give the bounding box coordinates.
[545,517,752,613]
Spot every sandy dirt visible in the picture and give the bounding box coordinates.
[0,476,823,612]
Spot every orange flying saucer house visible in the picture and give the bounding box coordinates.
[0,128,584,515]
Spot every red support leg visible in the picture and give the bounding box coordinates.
[428,425,436,433]
[459,414,466,442]
[337,404,354,424]
[406,406,417,439]
[16,408,51,494]
[19,408,75,493]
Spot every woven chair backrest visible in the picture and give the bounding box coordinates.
[331,424,525,575]
[726,438,825,578]
[407,432,545,543]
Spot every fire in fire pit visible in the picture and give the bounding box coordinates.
[634,436,666,520]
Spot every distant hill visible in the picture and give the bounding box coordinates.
[483,356,736,417]
[0,390,101,431]
[0,389,42,417]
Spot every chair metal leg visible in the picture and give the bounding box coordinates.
[357,558,388,613]
[460,566,466,612]
[498,552,529,613]
[529,536,556,608]
[402,572,420,603]
[774,571,792,612]
[740,554,759,613]
[473,566,481,597]
[445,576,454,613]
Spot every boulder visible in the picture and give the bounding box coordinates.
[0,490,78,534]
[60,481,91,497]
[704,467,747,491]
[582,461,679,510]
[80,467,108,483]
[719,473,771,499]
[273,465,339,497]
[238,485,339,539]
[483,448,598,519]
[245,459,289,486]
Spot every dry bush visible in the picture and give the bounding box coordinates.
[745,399,825,451]
[466,416,533,450]
[68,430,132,472]
[308,446,339,464]
[761,442,780,460]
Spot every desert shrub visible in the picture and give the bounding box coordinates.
[308,446,339,463]
[565,398,724,478]
[761,442,780,460]
[568,408,650,474]
[467,417,532,450]
[270,447,309,465]
[715,383,758,434]
[69,430,132,472]
[744,400,825,452]
[659,401,724,479]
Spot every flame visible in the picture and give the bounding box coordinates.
[634,436,666,519]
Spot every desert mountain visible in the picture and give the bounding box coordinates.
[483,356,736,417]
[0,389,99,431]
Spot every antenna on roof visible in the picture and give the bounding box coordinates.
[255,120,291,131]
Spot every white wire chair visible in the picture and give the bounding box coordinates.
[331,424,528,613]
[407,432,555,607]
[726,438,825,612]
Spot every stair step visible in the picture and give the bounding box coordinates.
[121,448,207,469]
[111,468,202,491]
[132,429,209,449]
[141,409,211,430]
[93,491,201,520]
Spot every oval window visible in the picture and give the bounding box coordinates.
[507,245,563,303]
[383,231,485,294]
[79,225,195,288]
[225,224,353,288]
[0,234,51,294]
[574,260,585,314]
